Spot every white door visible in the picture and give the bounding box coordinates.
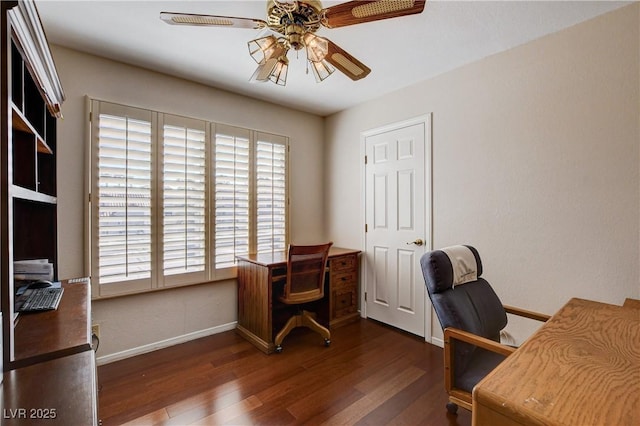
[364,116,431,337]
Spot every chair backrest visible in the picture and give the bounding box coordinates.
[281,242,333,304]
[420,245,507,372]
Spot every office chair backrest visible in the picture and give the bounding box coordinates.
[420,245,507,370]
[282,242,333,304]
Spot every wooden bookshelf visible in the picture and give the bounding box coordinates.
[11,103,53,154]
[1,1,95,424]
[2,0,65,370]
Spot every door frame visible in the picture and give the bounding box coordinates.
[360,113,433,342]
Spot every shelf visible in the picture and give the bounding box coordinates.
[11,185,57,204]
[11,102,53,154]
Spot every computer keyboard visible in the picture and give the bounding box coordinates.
[18,287,64,312]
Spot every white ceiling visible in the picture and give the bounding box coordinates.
[36,0,629,116]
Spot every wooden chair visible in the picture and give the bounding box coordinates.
[420,245,550,414]
[274,242,333,353]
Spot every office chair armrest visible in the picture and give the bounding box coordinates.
[443,327,515,401]
[444,327,516,357]
[503,305,550,322]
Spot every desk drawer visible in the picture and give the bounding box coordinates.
[331,271,356,287]
[330,254,357,272]
[332,287,357,319]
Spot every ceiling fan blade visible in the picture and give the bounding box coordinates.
[323,39,371,81]
[322,0,426,28]
[160,12,267,29]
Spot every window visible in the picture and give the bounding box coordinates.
[256,135,287,253]
[160,115,208,286]
[214,125,250,269]
[89,100,288,297]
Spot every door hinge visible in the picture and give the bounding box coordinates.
[364,292,367,301]
[88,193,91,203]
[89,111,92,122]
[365,223,368,233]
[364,155,368,164]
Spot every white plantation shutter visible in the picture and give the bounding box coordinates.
[91,101,153,295]
[256,133,287,253]
[214,125,250,269]
[161,116,207,282]
[89,99,288,297]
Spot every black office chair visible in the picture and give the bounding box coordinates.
[274,242,333,353]
[420,245,549,414]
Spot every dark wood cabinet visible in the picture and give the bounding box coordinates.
[2,0,64,370]
[1,2,97,424]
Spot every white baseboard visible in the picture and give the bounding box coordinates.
[95,321,238,366]
[430,336,444,348]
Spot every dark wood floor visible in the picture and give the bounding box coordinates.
[98,319,471,426]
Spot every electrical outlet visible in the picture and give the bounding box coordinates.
[91,324,100,339]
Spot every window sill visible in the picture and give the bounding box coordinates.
[90,273,238,301]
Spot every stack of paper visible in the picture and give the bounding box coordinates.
[14,259,54,281]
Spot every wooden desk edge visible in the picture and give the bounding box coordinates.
[12,279,91,368]
[623,297,640,310]
[472,383,545,426]
[236,247,361,267]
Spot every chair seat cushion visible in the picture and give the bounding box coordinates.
[455,347,506,393]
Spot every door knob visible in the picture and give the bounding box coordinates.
[407,239,424,246]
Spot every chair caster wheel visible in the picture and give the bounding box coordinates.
[446,402,458,414]
[275,345,283,353]
[324,338,331,347]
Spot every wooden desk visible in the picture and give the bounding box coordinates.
[2,279,97,425]
[13,279,92,368]
[236,247,361,353]
[473,298,640,426]
[2,350,97,425]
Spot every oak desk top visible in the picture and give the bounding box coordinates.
[473,298,640,426]
[236,247,361,267]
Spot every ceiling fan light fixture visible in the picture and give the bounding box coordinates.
[250,53,289,85]
[303,32,329,62]
[248,35,279,64]
[249,34,289,85]
[269,58,289,85]
[309,59,335,83]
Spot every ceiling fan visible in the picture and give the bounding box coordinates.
[160,0,426,86]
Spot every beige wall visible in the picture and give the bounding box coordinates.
[325,4,639,343]
[52,46,326,360]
